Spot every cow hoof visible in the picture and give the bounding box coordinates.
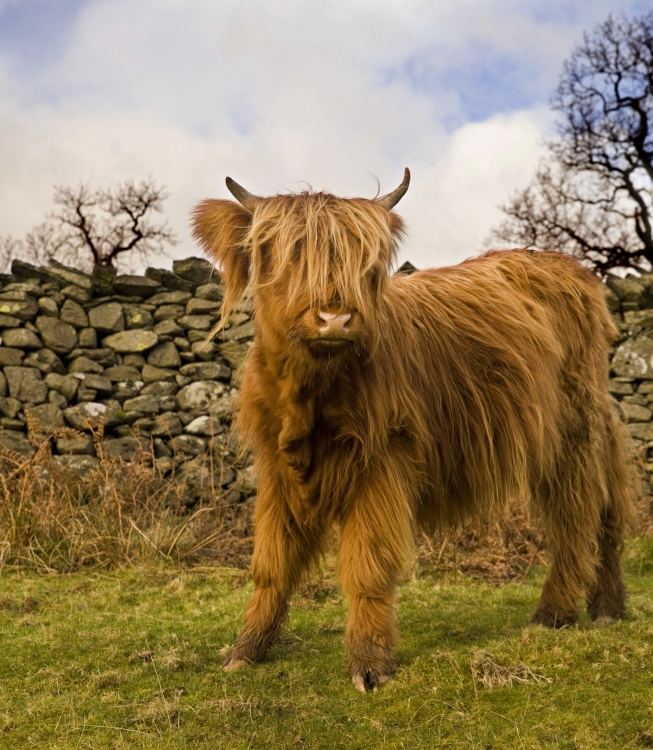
[223,656,250,671]
[351,670,390,693]
[592,615,615,626]
[530,608,577,629]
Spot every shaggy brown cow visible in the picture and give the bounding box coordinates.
[192,169,635,692]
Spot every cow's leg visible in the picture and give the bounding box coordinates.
[531,405,634,628]
[586,504,626,624]
[223,482,324,670]
[530,441,604,628]
[338,464,414,691]
[587,418,634,624]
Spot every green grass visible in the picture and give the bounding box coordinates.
[1,540,652,749]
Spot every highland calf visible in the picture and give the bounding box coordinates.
[193,169,634,692]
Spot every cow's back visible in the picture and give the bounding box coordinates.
[382,250,616,527]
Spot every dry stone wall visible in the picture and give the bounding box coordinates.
[0,257,254,503]
[2,259,653,499]
[606,274,653,491]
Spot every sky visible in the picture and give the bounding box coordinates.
[0,0,650,272]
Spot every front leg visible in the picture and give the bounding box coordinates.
[224,477,324,669]
[278,397,315,482]
[278,428,312,482]
[337,462,415,691]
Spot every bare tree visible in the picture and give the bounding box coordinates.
[490,12,653,274]
[1,179,177,274]
[0,236,21,275]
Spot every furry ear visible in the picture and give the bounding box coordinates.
[192,199,252,319]
[388,211,406,242]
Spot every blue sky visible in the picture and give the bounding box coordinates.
[0,0,87,75]
[0,0,649,270]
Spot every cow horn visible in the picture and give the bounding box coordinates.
[377,168,410,210]
[225,177,260,212]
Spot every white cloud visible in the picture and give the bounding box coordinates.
[402,108,553,268]
[0,0,646,272]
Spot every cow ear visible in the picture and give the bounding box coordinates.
[388,211,406,240]
[192,199,251,313]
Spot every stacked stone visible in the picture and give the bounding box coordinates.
[5,257,653,495]
[0,257,254,500]
[606,274,653,490]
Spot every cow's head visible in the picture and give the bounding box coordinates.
[192,170,409,359]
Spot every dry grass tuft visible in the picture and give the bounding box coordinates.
[204,693,261,715]
[417,503,546,584]
[91,670,124,691]
[0,425,252,573]
[135,693,182,726]
[2,421,650,578]
[472,650,551,689]
[158,649,184,672]
[418,489,653,583]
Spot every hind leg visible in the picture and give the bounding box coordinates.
[530,531,599,628]
[586,504,626,624]
[533,404,634,628]
[587,411,634,624]
[530,547,598,627]
[530,459,603,628]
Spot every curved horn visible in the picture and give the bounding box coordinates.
[377,167,410,210]
[225,176,261,212]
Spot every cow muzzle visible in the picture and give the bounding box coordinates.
[317,310,352,338]
[302,308,358,355]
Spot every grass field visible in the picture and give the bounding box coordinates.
[0,537,652,750]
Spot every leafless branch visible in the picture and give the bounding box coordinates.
[5,178,178,273]
[490,12,653,274]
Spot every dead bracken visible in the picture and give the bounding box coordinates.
[472,650,551,689]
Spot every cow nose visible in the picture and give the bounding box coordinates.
[317,310,352,335]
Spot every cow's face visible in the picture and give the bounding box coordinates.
[192,171,409,359]
[250,196,404,359]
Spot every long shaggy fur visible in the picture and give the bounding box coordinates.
[193,186,635,691]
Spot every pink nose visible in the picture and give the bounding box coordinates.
[317,310,352,336]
